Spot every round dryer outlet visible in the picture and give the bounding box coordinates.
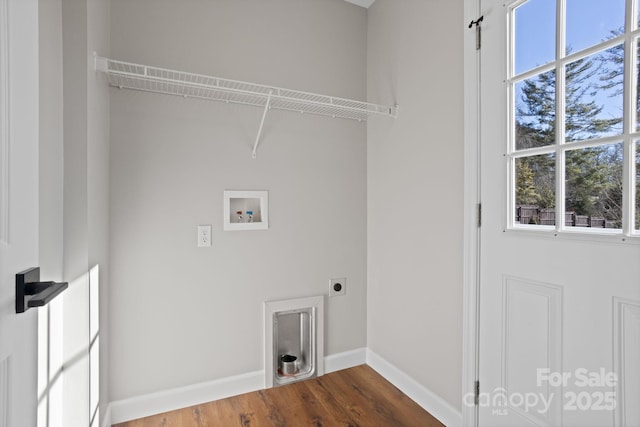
[330,278,346,296]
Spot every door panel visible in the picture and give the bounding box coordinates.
[613,298,640,427]
[0,0,40,426]
[479,0,640,426]
[501,277,562,426]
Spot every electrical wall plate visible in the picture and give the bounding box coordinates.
[330,278,346,297]
[197,225,212,247]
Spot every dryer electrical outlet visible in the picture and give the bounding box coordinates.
[330,278,346,296]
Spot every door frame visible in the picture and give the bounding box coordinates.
[462,0,482,426]
[0,0,8,246]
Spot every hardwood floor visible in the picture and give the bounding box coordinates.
[113,365,445,427]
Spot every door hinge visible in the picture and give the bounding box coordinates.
[477,203,482,227]
[468,16,484,50]
[474,380,480,405]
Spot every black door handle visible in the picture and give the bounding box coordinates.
[16,267,68,313]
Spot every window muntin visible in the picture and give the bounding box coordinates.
[509,0,638,235]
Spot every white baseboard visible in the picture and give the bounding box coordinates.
[105,349,461,426]
[366,349,463,427]
[107,349,366,425]
[108,369,264,425]
[325,347,366,373]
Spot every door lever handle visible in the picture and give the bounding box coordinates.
[16,267,68,313]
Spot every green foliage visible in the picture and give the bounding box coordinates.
[565,146,621,223]
[515,159,539,205]
[515,155,555,209]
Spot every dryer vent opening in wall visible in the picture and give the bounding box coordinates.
[275,310,313,382]
[264,296,324,388]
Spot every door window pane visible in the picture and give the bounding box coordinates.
[514,0,556,75]
[515,70,556,150]
[509,1,635,235]
[566,0,624,55]
[565,45,624,141]
[565,143,623,229]
[636,38,640,132]
[515,154,556,225]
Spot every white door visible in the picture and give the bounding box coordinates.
[479,0,640,426]
[0,0,40,426]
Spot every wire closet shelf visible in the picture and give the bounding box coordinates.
[94,56,398,122]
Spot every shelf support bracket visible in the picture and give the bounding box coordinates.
[252,90,273,159]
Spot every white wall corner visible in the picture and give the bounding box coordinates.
[100,405,111,427]
[344,0,375,9]
[366,349,463,427]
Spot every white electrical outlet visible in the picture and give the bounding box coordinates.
[197,225,212,247]
[330,278,346,296]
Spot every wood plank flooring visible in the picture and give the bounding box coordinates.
[113,365,445,427]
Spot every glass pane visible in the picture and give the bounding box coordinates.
[565,45,624,142]
[566,0,624,54]
[565,143,623,229]
[514,0,556,75]
[515,70,556,150]
[636,38,640,132]
[515,154,556,225]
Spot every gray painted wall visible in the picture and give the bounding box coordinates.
[367,0,464,409]
[109,0,367,400]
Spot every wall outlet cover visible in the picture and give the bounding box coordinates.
[197,225,212,247]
